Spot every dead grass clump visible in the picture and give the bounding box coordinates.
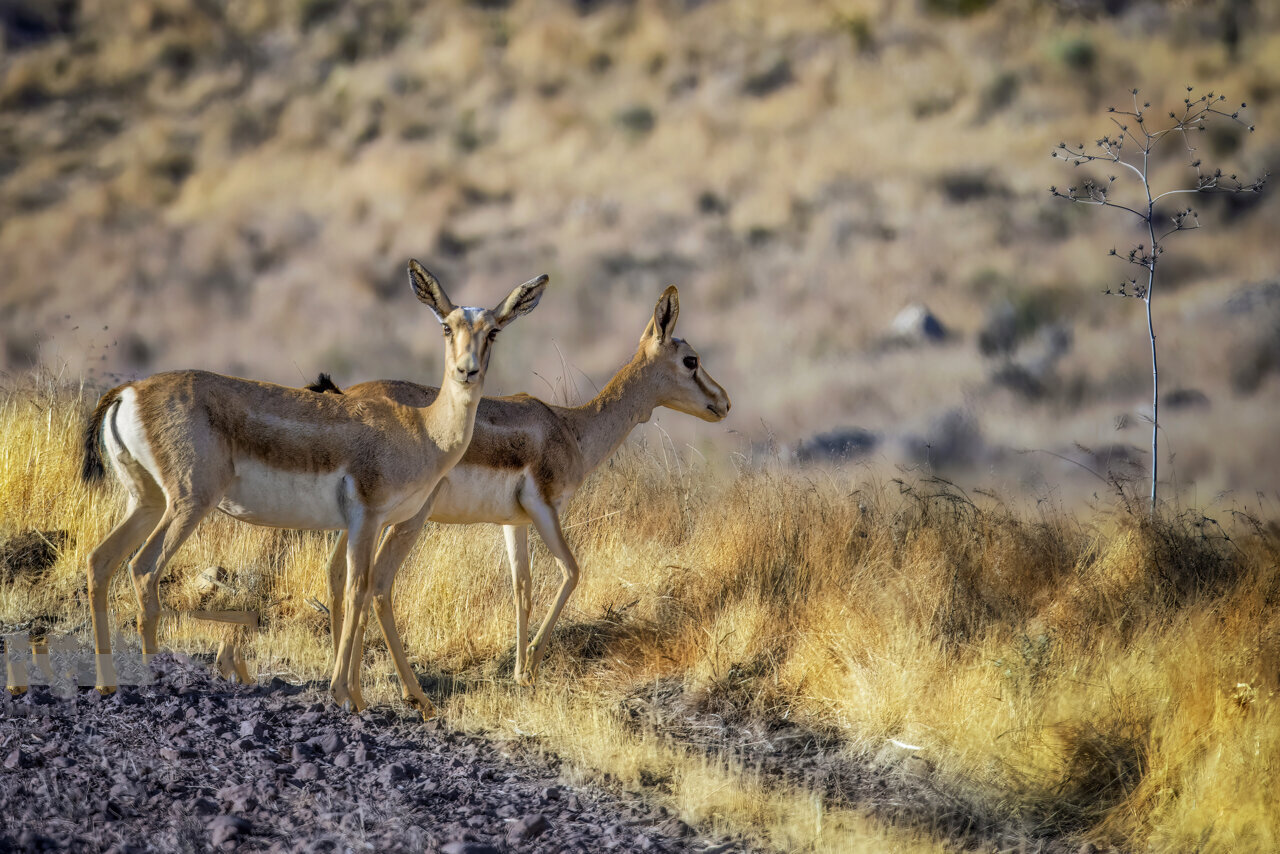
[569,446,695,549]
[885,480,1084,650]
[1034,711,1150,835]
[1048,510,1244,645]
[0,529,72,584]
[1143,513,1244,604]
[695,471,855,617]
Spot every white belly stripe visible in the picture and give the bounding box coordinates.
[220,459,349,530]
[430,463,529,525]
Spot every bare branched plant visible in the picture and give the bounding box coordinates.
[1050,87,1267,514]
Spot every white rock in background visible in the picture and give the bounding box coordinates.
[889,303,947,345]
[196,566,229,596]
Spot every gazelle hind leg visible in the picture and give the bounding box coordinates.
[503,525,533,685]
[524,502,580,685]
[127,493,221,660]
[87,500,164,691]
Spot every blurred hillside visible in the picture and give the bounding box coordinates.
[1,0,1278,503]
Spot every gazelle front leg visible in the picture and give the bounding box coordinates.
[368,498,436,718]
[523,502,580,685]
[329,510,383,712]
[503,524,534,686]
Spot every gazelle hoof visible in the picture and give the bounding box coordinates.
[402,690,438,718]
[331,688,359,714]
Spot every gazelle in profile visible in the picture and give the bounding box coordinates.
[81,261,547,713]
[275,286,729,694]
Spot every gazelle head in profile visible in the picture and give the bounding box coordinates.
[635,285,731,422]
[410,259,547,390]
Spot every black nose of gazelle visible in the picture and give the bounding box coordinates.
[457,366,480,383]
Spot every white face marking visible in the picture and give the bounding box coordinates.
[219,460,349,530]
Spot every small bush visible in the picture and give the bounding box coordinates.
[1054,36,1098,72]
[979,70,1021,116]
[836,14,874,54]
[742,59,793,98]
[939,170,1009,203]
[1229,330,1280,395]
[613,105,655,137]
[923,0,996,16]
[0,0,77,49]
[298,0,341,30]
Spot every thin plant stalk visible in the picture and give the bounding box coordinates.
[1050,87,1266,514]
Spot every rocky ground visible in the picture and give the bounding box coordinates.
[0,655,748,854]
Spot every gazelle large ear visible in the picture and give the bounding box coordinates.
[649,286,680,343]
[493,274,549,327]
[408,259,456,321]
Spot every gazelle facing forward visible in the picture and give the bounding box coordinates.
[81,261,547,713]
[288,286,729,692]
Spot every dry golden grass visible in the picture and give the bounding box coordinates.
[2,376,1277,851]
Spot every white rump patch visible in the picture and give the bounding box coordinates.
[105,387,164,488]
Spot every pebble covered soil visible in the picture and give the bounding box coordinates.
[0,655,749,853]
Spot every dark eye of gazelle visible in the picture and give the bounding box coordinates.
[487,329,499,341]
[441,325,453,337]
[683,355,698,371]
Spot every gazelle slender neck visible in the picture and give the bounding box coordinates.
[421,371,484,458]
[564,353,660,474]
